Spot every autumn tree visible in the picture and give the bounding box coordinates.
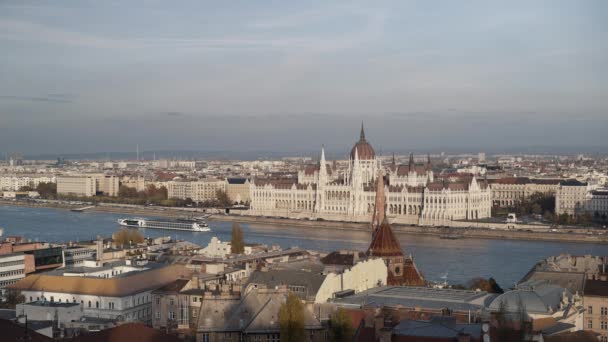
[279,292,305,342]
[467,277,504,293]
[216,189,231,207]
[118,185,139,198]
[330,308,354,342]
[36,182,57,199]
[1,289,25,309]
[113,229,144,247]
[231,222,245,254]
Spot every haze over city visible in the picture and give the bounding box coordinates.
[1,0,607,156]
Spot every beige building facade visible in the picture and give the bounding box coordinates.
[167,179,226,203]
[556,180,589,215]
[226,178,251,204]
[57,176,96,197]
[584,277,608,342]
[489,177,561,207]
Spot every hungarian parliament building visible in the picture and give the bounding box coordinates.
[248,124,492,226]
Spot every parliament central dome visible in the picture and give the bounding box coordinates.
[350,123,375,160]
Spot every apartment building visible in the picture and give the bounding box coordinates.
[488,177,561,207]
[555,180,589,215]
[9,262,190,323]
[584,275,608,342]
[0,252,34,291]
[62,246,96,267]
[226,178,251,204]
[166,179,226,203]
[89,174,120,196]
[0,175,56,191]
[57,176,96,197]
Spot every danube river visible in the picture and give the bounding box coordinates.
[2,205,608,289]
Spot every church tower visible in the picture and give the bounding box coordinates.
[367,174,425,286]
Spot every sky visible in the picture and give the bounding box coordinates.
[0,0,607,157]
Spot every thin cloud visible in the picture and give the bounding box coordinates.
[0,95,72,103]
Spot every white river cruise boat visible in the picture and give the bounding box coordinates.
[118,216,210,232]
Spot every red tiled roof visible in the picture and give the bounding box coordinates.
[368,219,403,258]
[351,140,375,160]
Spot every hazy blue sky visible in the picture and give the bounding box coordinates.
[1,0,607,156]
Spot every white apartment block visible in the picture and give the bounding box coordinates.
[167,179,226,203]
[0,175,56,191]
[10,263,188,323]
[62,246,96,267]
[57,176,97,197]
[555,180,608,218]
[0,253,29,290]
[587,189,608,218]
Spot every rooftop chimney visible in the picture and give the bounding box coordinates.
[96,238,103,262]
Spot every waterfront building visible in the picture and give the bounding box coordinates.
[488,177,561,207]
[120,175,146,192]
[555,180,589,215]
[554,180,608,218]
[587,188,608,219]
[0,175,56,191]
[226,177,251,204]
[248,124,492,226]
[56,176,96,197]
[89,174,120,196]
[9,261,189,323]
[166,178,226,203]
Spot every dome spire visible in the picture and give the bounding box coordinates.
[360,121,366,140]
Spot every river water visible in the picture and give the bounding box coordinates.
[2,205,608,289]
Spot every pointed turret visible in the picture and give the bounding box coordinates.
[318,145,328,184]
[426,153,432,171]
[360,121,366,140]
[408,153,414,171]
[320,145,326,166]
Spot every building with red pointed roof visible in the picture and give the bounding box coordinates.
[367,175,424,286]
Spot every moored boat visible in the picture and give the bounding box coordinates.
[117,216,210,232]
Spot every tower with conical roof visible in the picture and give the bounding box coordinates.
[367,173,425,286]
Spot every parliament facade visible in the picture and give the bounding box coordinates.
[248,124,492,226]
